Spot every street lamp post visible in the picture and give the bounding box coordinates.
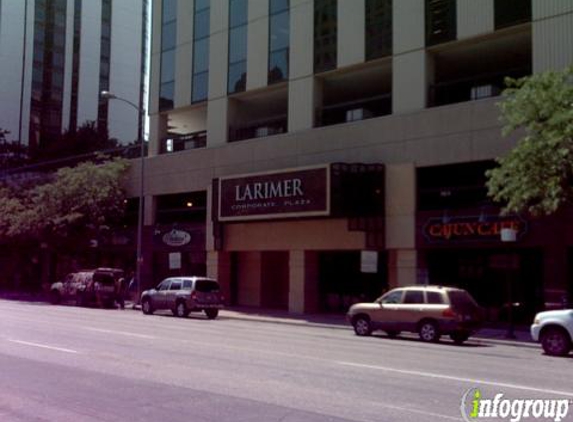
[100,90,145,305]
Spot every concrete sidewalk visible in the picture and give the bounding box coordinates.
[219,306,536,348]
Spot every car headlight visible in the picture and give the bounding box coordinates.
[533,317,540,325]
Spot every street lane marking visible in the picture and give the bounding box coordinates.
[336,361,573,397]
[7,339,79,354]
[84,327,155,339]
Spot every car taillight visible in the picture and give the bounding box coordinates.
[220,294,225,302]
[442,307,456,318]
[190,291,197,300]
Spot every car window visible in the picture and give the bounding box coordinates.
[381,290,403,304]
[158,281,170,291]
[182,280,193,289]
[403,290,424,304]
[427,291,445,304]
[170,281,182,290]
[448,290,479,311]
[195,279,220,293]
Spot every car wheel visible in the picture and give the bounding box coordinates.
[175,301,189,318]
[418,320,440,342]
[541,327,571,357]
[450,332,470,345]
[204,309,219,319]
[49,290,61,305]
[141,298,154,315]
[353,316,372,336]
[386,331,401,339]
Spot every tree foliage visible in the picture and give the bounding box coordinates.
[486,67,573,216]
[0,157,130,243]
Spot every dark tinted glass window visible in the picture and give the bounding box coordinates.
[425,0,456,47]
[158,281,170,291]
[269,1,289,84]
[494,0,531,30]
[382,290,403,304]
[404,290,425,304]
[161,50,175,82]
[162,0,177,23]
[192,71,209,102]
[195,280,220,292]
[229,0,248,27]
[270,0,289,14]
[183,280,193,289]
[162,21,177,50]
[192,0,210,103]
[314,0,337,73]
[448,290,479,311]
[228,0,248,93]
[365,0,392,60]
[170,281,182,290]
[427,291,444,304]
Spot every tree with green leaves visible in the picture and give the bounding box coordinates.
[0,157,130,245]
[486,66,573,216]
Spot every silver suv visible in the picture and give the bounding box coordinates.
[141,277,223,319]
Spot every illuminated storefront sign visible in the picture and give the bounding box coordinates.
[423,215,527,242]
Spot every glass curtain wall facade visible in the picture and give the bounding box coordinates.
[30,0,67,149]
[228,0,248,94]
[159,0,177,110]
[69,0,82,133]
[314,0,337,73]
[268,0,289,84]
[97,0,112,135]
[192,0,210,103]
[365,0,392,61]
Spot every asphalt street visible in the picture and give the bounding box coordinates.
[0,299,571,422]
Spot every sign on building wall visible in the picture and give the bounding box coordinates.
[422,215,528,243]
[218,165,331,222]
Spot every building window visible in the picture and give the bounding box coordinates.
[69,0,82,133]
[425,0,456,47]
[160,0,177,110]
[495,0,531,30]
[268,0,289,84]
[314,0,337,73]
[97,0,112,136]
[365,0,392,61]
[29,0,67,149]
[228,0,247,94]
[192,0,210,103]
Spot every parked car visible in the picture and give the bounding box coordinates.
[141,276,224,319]
[347,285,483,344]
[49,268,124,308]
[531,309,573,356]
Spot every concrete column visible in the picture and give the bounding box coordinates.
[174,0,193,108]
[148,113,167,157]
[208,0,229,100]
[337,0,365,67]
[206,0,230,146]
[207,97,229,146]
[532,0,573,72]
[237,251,262,307]
[456,0,493,40]
[392,0,427,114]
[388,249,418,288]
[246,0,269,90]
[385,163,416,249]
[288,250,320,314]
[207,251,232,305]
[289,250,306,313]
[288,0,315,132]
[149,0,162,115]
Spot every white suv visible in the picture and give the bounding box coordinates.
[531,309,573,356]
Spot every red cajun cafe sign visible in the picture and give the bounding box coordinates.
[218,166,330,221]
[423,215,527,243]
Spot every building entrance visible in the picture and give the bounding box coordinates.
[318,251,387,313]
